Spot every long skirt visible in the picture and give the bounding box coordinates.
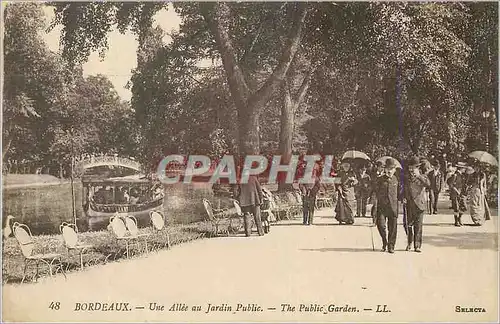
[468,187,485,225]
[335,195,355,224]
[484,197,491,221]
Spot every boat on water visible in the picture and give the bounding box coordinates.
[76,156,164,231]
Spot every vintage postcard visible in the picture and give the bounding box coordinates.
[1,1,498,323]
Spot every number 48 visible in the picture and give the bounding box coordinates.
[49,302,60,310]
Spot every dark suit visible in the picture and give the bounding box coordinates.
[370,170,383,221]
[374,173,401,250]
[355,173,372,217]
[299,178,321,225]
[237,175,264,236]
[427,169,443,214]
[447,172,467,214]
[403,173,430,249]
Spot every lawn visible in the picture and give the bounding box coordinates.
[2,221,215,284]
[2,174,63,186]
[2,181,237,284]
[2,181,230,235]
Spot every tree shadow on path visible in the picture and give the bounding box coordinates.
[424,232,498,251]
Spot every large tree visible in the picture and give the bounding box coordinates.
[2,3,69,161]
[50,2,310,157]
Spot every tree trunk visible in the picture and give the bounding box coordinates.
[203,3,308,158]
[2,135,13,161]
[278,81,295,192]
[277,69,312,192]
[238,104,261,155]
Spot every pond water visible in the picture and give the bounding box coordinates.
[2,182,223,235]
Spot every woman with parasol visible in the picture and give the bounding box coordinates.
[468,151,497,219]
[334,160,359,225]
[464,165,487,226]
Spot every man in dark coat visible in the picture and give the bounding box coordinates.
[447,162,467,226]
[403,156,431,253]
[370,161,384,223]
[374,158,402,254]
[237,174,265,236]
[299,175,322,225]
[356,166,372,217]
[427,160,444,214]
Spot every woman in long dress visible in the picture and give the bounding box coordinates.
[335,161,358,225]
[481,168,492,221]
[466,167,486,226]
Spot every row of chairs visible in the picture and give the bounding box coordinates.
[316,193,335,209]
[10,211,170,283]
[203,198,271,236]
[266,190,334,220]
[202,189,335,236]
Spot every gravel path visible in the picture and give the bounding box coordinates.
[3,199,498,323]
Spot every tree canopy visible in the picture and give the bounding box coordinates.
[3,2,498,178]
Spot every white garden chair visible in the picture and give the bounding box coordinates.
[202,198,231,236]
[150,211,170,250]
[109,214,149,259]
[59,222,99,270]
[12,222,66,283]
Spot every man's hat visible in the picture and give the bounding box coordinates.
[407,156,421,168]
[456,161,468,169]
[384,158,398,169]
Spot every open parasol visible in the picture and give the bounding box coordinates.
[342,150,370,161]
[468,151,498,166]
[376,156,402,169]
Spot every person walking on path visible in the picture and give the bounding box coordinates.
[447,162,468,226]
[419,157,432,214]
[335,161,358,225]
[237,174,265,236]
[465,165,489,226]
[427,160,444,214]
[355,165,372,217]
[403,156,431,253]
[374,158,402,253]
[299,174,322,225]
[369,161,384,224]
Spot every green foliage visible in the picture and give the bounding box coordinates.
[3,2,139,174]
[3,3,69,160]
[7,2,498,172]
[49,2,167,65]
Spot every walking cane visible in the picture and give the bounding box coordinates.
[370,209,376,251]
